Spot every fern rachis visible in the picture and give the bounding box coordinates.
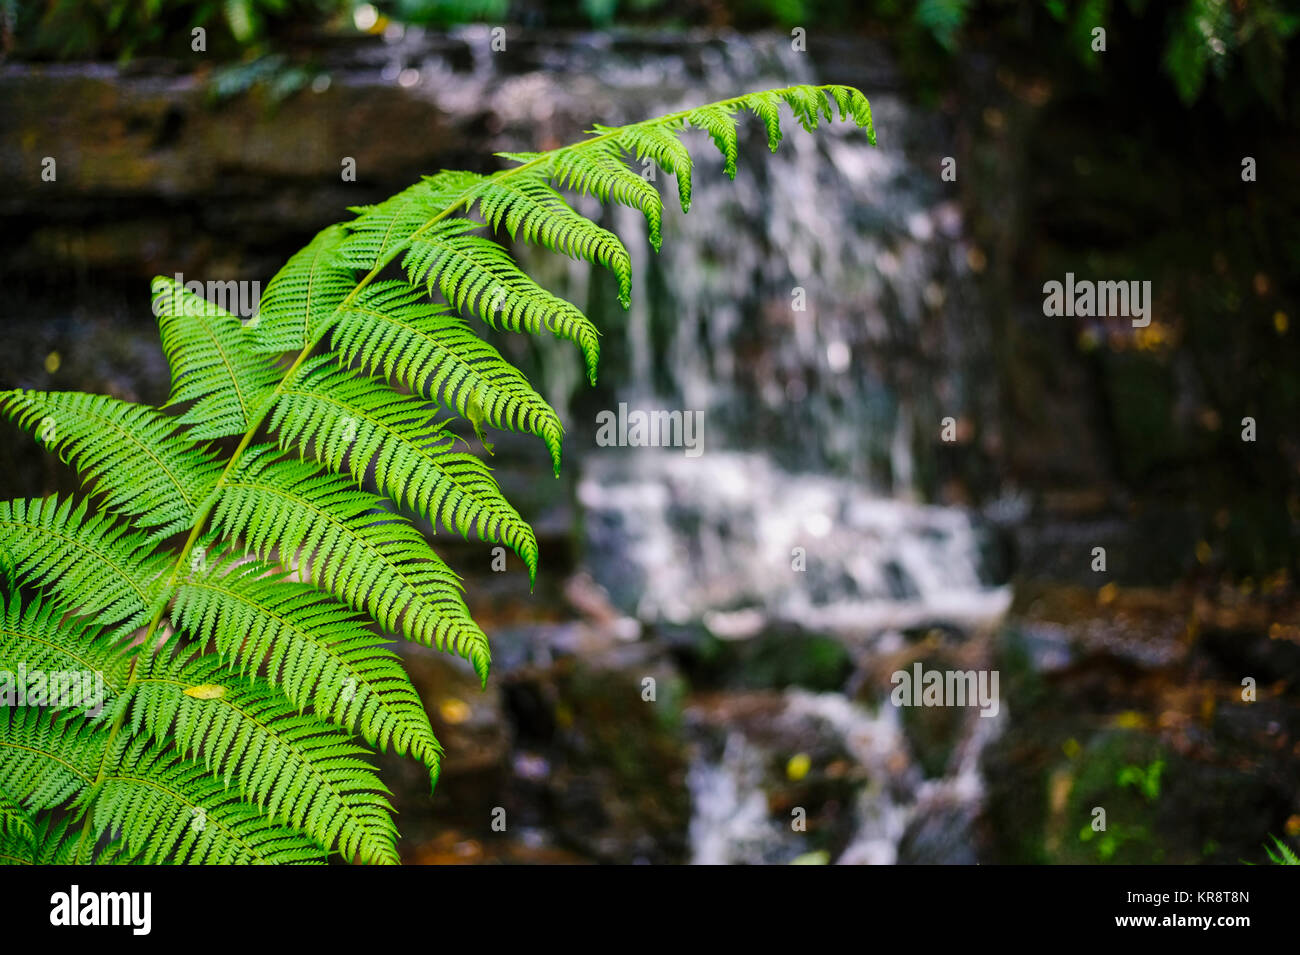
[0,84,876,864]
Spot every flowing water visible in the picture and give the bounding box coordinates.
[578,451,1009,863]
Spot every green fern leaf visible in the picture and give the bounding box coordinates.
[125,645,399,864]
[401,218,602,384]
[0,786,34,843]
[0,593,130,705]
[0,707,103,814]
[471,174,633,307]
[744,90,786,152]
[534,143,666,252]
[251,224,356,354]
[0,390,223,538]
[170,557,443,778]
[270,356,540,581]
[0,83,878,865]
[687,104,740,179]
[209,447,492,685]
[336,171,483,271]
[0,497,169,640]
[826,83,877,142]
[604,120,694,212]
[780,84,834,132]
[0,814,134,865]
[328,280,565,473]
[90,732,326,864]
[153,276,281,440]
[1266,835,1300,865]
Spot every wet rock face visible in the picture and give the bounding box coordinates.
[897,799,981,865]
[669,623,855,694]
[500,645,692,864]
[0,55,471,286]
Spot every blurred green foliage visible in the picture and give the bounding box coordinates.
[1116,759,1164,801]
[1066,732,1167,863]
[1265,835,1299,864]
[8,0,357,59]
[7,0,1296,115]
[205,51,319,102]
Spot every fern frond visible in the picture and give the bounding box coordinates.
[209,447,492,684]
[470,173,633,307]
[0,813,134,865]
[600,120,694,213]
[825,83,876,137]
[251,224,357,354]
[744,84,875,151]
[170,557,443,778]
[686,104,740,179]
[1266,835,1300,865]
[328,280,564,473]
[0,786,33,843]
[744,90,786,151]
[0,497,169,640]
[780,84,834,132]
[401,218,601,384]
[270,356,540,581]
[7,707,312,865]
[0,83,878,865]
[153,276,282,440]
[336,172,483,271]
[0,593,131,703]
[0,390,223,538]
[125,644,399,864]
[531,142,666,251]
[0,706,102,813]
[90,733,326,864]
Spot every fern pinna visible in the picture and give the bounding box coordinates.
[0,85,875,864]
